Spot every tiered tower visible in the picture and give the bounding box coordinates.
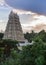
[3,11,25,42]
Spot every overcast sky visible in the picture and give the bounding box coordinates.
[0,0,46,33]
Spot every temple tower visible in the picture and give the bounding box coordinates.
[3,11,25,42]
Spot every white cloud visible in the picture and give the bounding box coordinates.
[0,0,5,6]
[0,0,10,7]
[20,13,46,32]
[13,9,35,15]
[0,19,7,32]
[0,3,46,33]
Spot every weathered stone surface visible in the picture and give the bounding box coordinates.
[3,11,25,42]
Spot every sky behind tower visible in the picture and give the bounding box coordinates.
[0,0,46,33]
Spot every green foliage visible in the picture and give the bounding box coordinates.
[0,30,46,65]
[0,39,18,47]
[24,31,37,42]
[0,41,46,65]
[35,55,44,65]
[0,33,4,40]
[24,30,46,43]
[20,39,45,65]
[33,30,46,42]
[0,39,19,62]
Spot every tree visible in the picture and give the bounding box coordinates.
[0,39,19,58]
[24,31,37,42]
[0,33,4,40]
[18,38,45,65]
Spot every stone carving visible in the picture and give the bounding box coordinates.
[3,11,25,42]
